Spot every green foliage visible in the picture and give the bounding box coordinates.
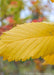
[0,0,30,26]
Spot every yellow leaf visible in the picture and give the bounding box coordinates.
[51,0,54,2]
[0,22,54,65]
[44,54,54,65]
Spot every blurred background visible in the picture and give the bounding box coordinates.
[0,0,54,75]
